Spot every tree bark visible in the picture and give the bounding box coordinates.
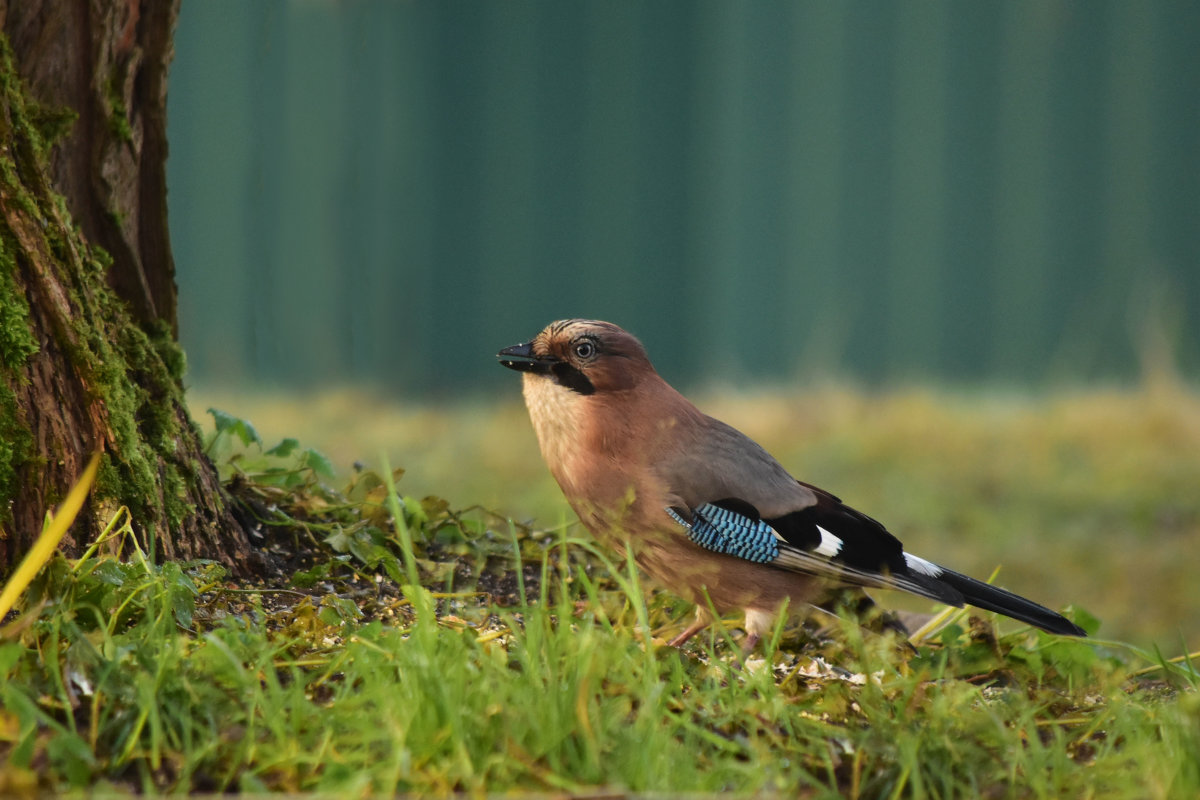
[0,1,256,572]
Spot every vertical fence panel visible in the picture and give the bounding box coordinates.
[627,2,695,374]
[1152,1,1200,376]
[579,3,640,319]
[836,2,898,382]
[783,4,849,377]
[991,1,1056,380]
[170,1,259,382]
[1090,0,1157,377]
[243,3,289,382]
[941,4,1002,381]
[887,1,948,380]
[338,2,393,378]
[384,3,439,391]
[685,1,750,380]
[476,6,542,351]
[1042,6,1111,380]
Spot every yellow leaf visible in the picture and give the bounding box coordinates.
[0,453,101,620]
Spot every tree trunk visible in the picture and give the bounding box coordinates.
[0,1,257,573]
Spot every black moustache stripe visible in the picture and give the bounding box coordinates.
[551,362,595,395]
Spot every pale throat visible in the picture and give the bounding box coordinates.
[522,374,588,475]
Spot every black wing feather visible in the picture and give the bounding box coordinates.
[698,481,1084,636]
[936,569,1087,636]
[767,481,907,574]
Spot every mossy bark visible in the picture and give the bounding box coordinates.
[0,2,256,573]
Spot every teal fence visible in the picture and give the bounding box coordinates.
[167,1,1200,393]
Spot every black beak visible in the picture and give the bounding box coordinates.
[497,341,556,374]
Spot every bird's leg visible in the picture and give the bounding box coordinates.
[667,608,712,647]
[740,608,776,657]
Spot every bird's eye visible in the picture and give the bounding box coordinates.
[573,340,596,360]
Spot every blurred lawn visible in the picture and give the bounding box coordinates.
[187,382,1200,648]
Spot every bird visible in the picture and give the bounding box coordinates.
[497,319,1086,650]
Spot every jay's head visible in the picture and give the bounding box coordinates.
[497,319,652,395]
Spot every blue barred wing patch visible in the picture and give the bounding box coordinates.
[667,503,779,564]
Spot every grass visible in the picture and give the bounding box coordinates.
[0,383,1197,796]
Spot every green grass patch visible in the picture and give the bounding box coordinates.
[1,397,1198,796]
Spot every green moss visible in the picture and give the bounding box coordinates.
[150,321,188,384]
[0,381,33,523]
[0,185,38,523]
[84,243,110,277]
[105,68,133,143]
[0,238,38,370]
[75,273,210,540]
[161,464,191,535]
[92,453,122,507]
[25,99,76,149]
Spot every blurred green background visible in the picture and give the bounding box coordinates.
[167,0,1199,392]
[168,3,1199,646]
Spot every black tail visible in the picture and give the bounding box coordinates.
[937,569,1086,637]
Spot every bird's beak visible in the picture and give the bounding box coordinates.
[497,341,556,374]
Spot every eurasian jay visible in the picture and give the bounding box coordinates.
[498,319,1086,649]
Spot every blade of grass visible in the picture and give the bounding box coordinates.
[379,452,437,633]
[379,452,420,589]
[1128,645,1200,679]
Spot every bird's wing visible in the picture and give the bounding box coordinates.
[656,416,951,598]
[659,419,1084,635]
[657,417,1089,633]
[664,491,1086,636]
[665,497,964,606]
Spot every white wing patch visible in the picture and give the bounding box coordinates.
[815,525,843,558]
[904,553,943,578]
